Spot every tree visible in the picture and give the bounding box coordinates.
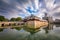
[10,18,16,21]
[16,17,22,21]
[0,15,6,21]
[10,17,22,21]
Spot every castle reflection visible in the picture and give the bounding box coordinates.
[23,24,60,34]
[0,24,60,34]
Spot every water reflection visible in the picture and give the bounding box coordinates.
[0,24,60,40]
[55,24,60,27]
[23,27,40,34]
[43,24,54,34]
[23,24,54,34]
[0,24,59,33]
[12,27,22,31]
[0,28,4,32]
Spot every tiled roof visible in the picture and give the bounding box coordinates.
[23,14,41,22]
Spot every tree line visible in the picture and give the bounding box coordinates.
[0,15,22,21]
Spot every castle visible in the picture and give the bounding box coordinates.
[23,14,48,29]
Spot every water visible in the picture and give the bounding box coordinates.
[0,24,60,40]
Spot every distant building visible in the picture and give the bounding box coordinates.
[48,16,53,23]
[43,13,53,23]
[54,19,60,23]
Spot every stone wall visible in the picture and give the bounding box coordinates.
[0,22,23,27]
[25,21,35,28]
[24,20,48,29]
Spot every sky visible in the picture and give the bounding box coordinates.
[0,0,60,20]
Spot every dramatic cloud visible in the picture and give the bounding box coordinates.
[0,0,60,19]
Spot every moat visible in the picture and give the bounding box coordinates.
[0,24,60,40]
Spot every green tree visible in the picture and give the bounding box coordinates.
[10,18,16,21]
[16,17,22,21]
[0,15,6,21]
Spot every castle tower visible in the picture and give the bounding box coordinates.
[43,13,48,20]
